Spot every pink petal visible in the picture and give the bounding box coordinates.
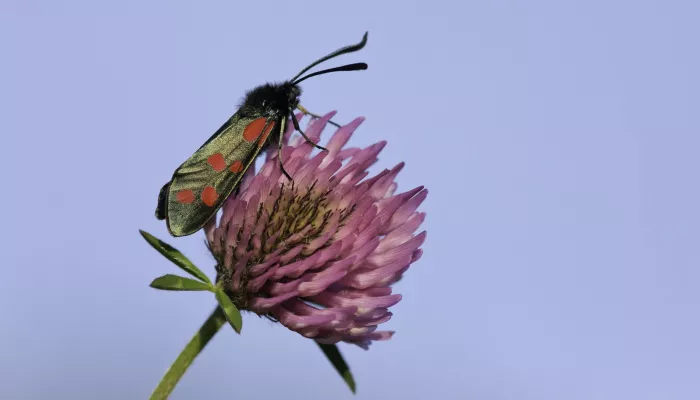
[324,116,365,156]
[297,257,355,297]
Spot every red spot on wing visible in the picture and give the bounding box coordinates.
[257,121,276,148]
[201,186,219,207]
[243,117,268,142]
[207,153,226,172]
[229,160,244,173]
[176,190,195,204]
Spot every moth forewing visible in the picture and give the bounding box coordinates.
[164,115,276,236]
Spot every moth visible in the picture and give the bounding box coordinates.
[156,33,368,237]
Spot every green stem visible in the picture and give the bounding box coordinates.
[150,307,226,400]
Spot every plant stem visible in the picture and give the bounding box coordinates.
[150,307,226,400]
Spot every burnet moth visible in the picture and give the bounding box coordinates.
[156,33,368,237]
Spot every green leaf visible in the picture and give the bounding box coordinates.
[215,289,242,333]
[316,342,356,393]
[139,230,212,284]
[149,307,227,400]
[150,274,213,291]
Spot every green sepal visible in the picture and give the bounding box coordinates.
[139,230,212,284]
[316,342,356,393]
[214,289,242,333]
[150,274,214,291]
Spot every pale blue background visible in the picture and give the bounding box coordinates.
[1,0,698,399]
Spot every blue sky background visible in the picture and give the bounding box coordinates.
[2,0,699,399]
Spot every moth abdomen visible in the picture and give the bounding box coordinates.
[155,182,170,220]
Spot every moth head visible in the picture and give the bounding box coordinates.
[286,84,302,110]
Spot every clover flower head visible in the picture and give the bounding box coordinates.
[205,112,427,349]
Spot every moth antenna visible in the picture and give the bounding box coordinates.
[292,63,367,85]
[291,32,368,82]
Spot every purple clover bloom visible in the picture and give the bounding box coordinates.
[204,111,427,349]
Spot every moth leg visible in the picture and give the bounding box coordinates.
[277,123,293,181]
[291,111,328,152]
[297,104,341,128]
